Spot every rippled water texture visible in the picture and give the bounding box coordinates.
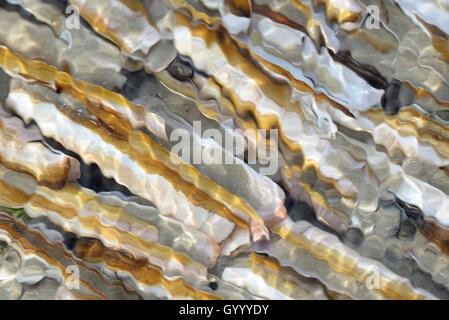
[0,0,448,300]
